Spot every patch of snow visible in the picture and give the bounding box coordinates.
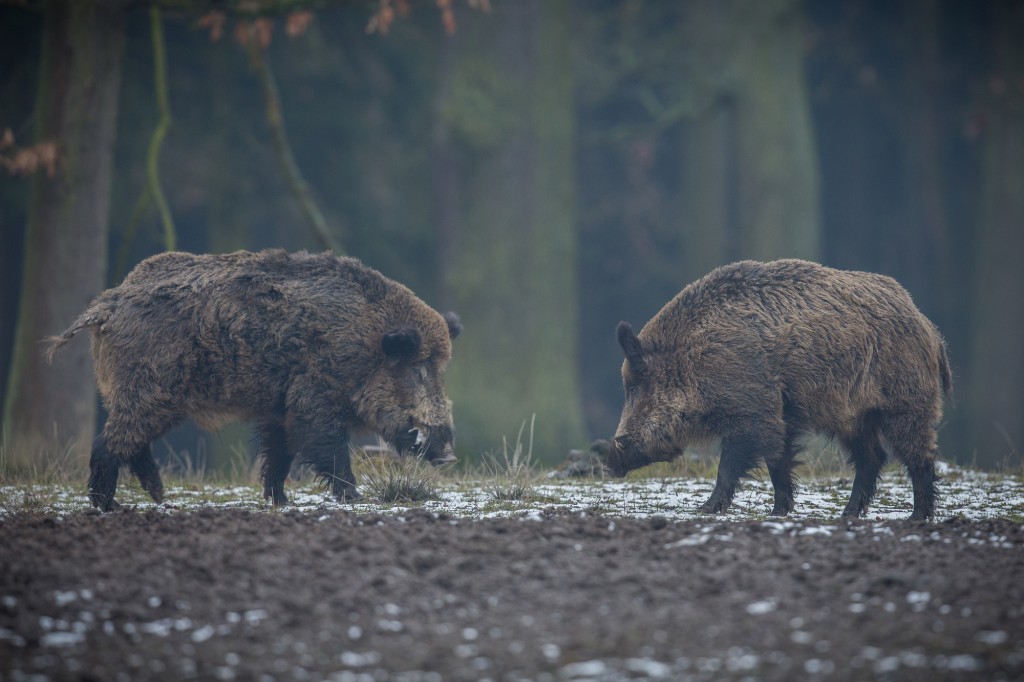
[746,599,777,615]
[976,631,1007,645]
[542,643,561,661]
[560,659,607,677]
[40,631,85,647]
[338,651,381,667]
[906,591,931,606]
[664,533,711,548]
[0,628,26,647]
[4,467,1023,523]
[54,590,78,607]
[624,658,673,677]
[191,625,215,643]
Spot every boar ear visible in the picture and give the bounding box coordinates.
[617,321,645,369]
[382,327,421,360]
[444,311,462,340]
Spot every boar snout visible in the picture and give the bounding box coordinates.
[605,435,644,478]
[426,441,457,466]
[402,424,457,465]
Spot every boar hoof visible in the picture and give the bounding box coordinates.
[697,498,730,515]
[335,487,363,503]
[769,504,792,517]
[264,490,289,507]
[90,495,120,513]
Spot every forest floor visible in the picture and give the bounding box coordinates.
[1,465,1023,681]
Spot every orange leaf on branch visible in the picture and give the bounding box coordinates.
[286,11,313,39]
[235,17,274,50]
[197,11,226,42]
[0,133,59,178]
[436,0,455,35]
[367,0,396,35]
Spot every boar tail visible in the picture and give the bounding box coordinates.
[938,337,954,406]
[44,300,113,363]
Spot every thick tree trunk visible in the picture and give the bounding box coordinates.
[968,2,1024,468]
[441,0,586,461]
[679,0,820,267]
[3,0,127,462]
[733,0,820,261]
[680,100,736,280]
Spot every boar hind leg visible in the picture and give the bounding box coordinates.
[90,435,163,509]
[258,422,292,506]
[95,401,180,511]
[88,433,121,512]
[699,431,773,515]
[128,445,164,504]
[879,414,938,521]
[840,427,888,518]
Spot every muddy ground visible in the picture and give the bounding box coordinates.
[1,508,1022,681]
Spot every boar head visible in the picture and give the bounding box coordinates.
[360,311,462,465]
[606,321,703,477]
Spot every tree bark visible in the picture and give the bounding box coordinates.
[679,0,820,266]
[733,0,821,260]
[441,0,586,461]
[3,0,127,461]
[967,2,1024,468]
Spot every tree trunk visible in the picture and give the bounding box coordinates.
[680,99,738,278]
[0,9,41,428]
[733,0,820,260]
[679,0,820,267]
[968,2,1024,468]
[441,0,586,461]
[2,0,127,462]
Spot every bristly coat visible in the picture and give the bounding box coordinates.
[607,259,952,520]
[48,249,461,511]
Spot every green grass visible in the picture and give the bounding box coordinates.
[0,429,86,487]
[3,424,1023,520]
[480,415,541,502]
[356,453,440,504]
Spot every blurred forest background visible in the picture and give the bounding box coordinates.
[1,0,1022,472]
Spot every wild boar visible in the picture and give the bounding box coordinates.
[606,259,952,520]
[47,249,461,511]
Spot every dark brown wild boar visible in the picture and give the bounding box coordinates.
[606,259,952,520]
[48,249,461,511]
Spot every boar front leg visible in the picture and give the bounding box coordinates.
[258,422,292,506]
[289,418,361,502]
[698,429,777,515]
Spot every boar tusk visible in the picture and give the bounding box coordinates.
[409,427,428,456]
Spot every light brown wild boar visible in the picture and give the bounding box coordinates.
[606,259,952,520]
[48,249,461,511]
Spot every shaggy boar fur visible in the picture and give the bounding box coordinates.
[607,259,952,520]
[48,249,461,511]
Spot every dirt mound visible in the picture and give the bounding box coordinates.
[1,509,1022,680]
